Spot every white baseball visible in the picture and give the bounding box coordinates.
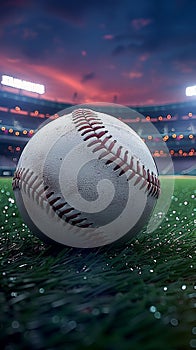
[13,108,160,248]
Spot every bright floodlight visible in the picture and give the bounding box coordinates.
[1,75,45,95]
[186,85,196,96]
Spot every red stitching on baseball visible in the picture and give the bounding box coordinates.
[83,130,108,141]
[48,196,61,206]
[12,168,94,228]
[72,109,160,199]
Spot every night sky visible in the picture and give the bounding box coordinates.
[1,0,196,106]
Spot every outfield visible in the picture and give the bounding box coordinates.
[0,176,195,350]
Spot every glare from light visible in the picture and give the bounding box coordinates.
[186,85,196,96]
[1,75,45,94]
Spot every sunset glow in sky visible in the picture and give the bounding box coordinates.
[0,0,196,106]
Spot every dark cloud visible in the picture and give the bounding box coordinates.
[81,72,96,83]
[43,0,120,25]
[0,0,196,105]
[0,0,29,20]
[110,1,196,73]
[1,20,53,61]
[112,38,144,56]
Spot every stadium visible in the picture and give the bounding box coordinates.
[0,85,195,177]
[0,79,195,350]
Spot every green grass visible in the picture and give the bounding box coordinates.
[0,177,195,350]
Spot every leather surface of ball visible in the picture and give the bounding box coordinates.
[13,108,160,248]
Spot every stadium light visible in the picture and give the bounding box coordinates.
[185,85,196,96]
[1,74,45,95]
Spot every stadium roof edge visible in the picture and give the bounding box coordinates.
[0,89,196,112]
[132,100,196,113]
[0,89,72,110]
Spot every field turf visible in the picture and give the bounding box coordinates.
[0,176,195,350]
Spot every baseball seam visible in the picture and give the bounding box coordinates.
[72,108,160,198]
[12,168,94,228]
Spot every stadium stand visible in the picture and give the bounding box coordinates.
[0,89,195,176]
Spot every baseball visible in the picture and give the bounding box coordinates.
[13,108,160,248]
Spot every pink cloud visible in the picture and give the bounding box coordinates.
[0,52,187,107]
[131,18,152,31]
[139,53,150,62]
[173,61,194,74]
[81,50,87,56]
[103,34,114,40]
[28,62,122,104]
[0,53,117,103]
[22,28,38,39]
[123,71,143,79]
